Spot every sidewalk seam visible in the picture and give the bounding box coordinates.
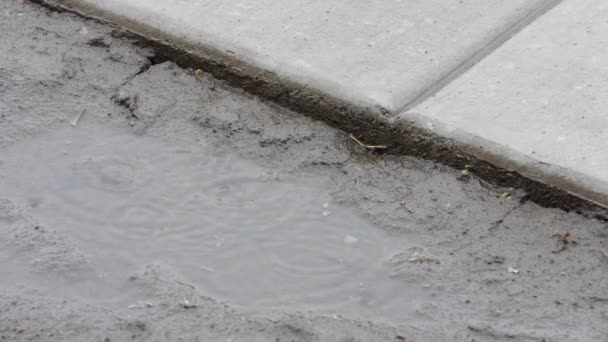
[397,0,563,113]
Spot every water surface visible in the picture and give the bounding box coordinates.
[0,125,433,324]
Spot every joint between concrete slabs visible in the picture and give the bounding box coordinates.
[30,0,608,216]
[396,0,563,113]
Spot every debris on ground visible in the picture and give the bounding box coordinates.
[456,164,472,183]
[181,298,197,309]
[499,190,513,199]
[508,266,519,274]
[552,231,577,253]
[195,69,203,76]
[127,302,154,309]
[79,26,88,37]
[70,108,86,127]
[486,255,505,265]
[399,201,414,213]
[388,247,436,265]
[456,174,470,182]
[175,280,196,290]
[349,134,387,151]
[408,248,436,263]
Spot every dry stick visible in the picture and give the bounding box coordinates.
[349,134,387,150]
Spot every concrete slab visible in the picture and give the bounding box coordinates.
[51,0,554,111]
[402,0,608,206]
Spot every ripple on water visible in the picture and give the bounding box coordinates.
[195,211,386,312]
[0,125,432,324]
[63,154,313,238]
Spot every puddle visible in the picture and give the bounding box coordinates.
[0,125,434,324]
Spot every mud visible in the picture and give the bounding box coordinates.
[1,1,608,342]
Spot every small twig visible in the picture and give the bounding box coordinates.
[552,231,577,253]
[349,134,387,150]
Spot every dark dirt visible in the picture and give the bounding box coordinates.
[1,1,608,342]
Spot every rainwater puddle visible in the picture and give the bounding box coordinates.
[0,125,434,325]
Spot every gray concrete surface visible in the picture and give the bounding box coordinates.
[2,2,608,342]
[403,0,608,208]
[45,0,555,112]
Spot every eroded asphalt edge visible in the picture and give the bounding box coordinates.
[30,0,608,218]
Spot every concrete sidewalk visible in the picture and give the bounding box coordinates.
[38,0,607,207]
[404,0,608,208]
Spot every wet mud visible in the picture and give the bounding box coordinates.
[1,2,608,341]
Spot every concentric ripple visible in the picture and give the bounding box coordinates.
[0,125,433,324]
